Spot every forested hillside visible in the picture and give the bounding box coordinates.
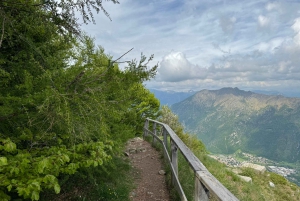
[0,1,159,200]
[172,87,300,163]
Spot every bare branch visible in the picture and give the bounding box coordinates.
[0,112,18,121]
[110,48,134,67]
[115,61,130,63]
[67,71,85,90]
[0,16,5,48]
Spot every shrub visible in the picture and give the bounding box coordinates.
[269,172,288,185]
[240,168,256,178]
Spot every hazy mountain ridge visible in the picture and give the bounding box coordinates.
[172,87,300,163]
[149,88,197,106]
[191,87,300,110]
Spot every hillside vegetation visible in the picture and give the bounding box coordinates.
[172,87,300,163]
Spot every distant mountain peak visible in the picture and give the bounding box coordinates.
[191,87,300,110]
[208,87,253,97]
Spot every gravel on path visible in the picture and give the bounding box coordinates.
[125,137,170,201]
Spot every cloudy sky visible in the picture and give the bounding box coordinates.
[82,0,300,96]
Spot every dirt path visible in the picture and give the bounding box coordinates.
[125,137,170,201]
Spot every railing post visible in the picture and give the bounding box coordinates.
[171,140,178,186]
[194,175,209,201]
[163,128,168,160]
[152,122,157,146]
[143,119,149,139]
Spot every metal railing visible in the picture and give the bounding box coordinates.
[143,118,239,201]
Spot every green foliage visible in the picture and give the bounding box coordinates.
[41,156,134,201]
[124,83,160,136]
[0,139,113,200]
[0,1,159,200]
[240,168,256,178]
[177,152,195,201]
[269,172,288,185]
[158,105,184,134]
[158,105,206,153]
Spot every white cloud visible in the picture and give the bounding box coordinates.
[292,18,300,46]
[81,0,300,94]
[278,61,291,73]
[255,37,285,53]
[151,33,300,91]
[258,15,270,27]
[158,52,206,82]
[292,18,300,32]
[266,2,279,11]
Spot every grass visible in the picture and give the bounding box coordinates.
[177,152,195,201]
[40,156,135,201]
[194,148,300,201]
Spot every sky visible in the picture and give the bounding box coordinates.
[82,0,300,96]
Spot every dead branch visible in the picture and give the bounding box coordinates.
[67,71,85,90]
[0,15,5,48]
[110,48,134,66]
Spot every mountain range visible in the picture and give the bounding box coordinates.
[149,89,197,106]
[171,87,300,163]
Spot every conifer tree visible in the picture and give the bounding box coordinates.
[0,1,159,200]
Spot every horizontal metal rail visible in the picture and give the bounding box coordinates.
[143,118,239,201]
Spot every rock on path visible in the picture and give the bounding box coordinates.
[125,137,170,201]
